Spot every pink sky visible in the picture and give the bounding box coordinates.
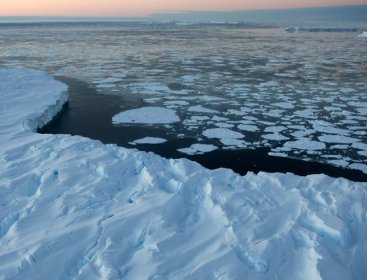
[1,0,366,17]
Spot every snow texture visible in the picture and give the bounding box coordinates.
[1,68,367,280]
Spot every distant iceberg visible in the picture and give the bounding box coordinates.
[286,27,357,33]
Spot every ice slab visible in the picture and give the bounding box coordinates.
[130,137,167,145]
[203,128,244,139]
[112,107,180,124]
[238,124,259,132]
[285,139,326,151]
[178,143,218,155]
[318,135,359,144]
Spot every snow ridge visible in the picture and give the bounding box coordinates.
[1,68,367,280]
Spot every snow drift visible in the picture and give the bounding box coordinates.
[0,68,367,280]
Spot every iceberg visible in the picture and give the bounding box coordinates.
[1,68,367,279]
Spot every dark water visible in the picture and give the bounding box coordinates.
[39,77,367,182]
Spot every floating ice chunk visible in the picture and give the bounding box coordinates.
[212,115,228,121]
[96,83,116,89]
[313,122,348,135]
[214,122,234,128]
[327,159,349,167]
[331,144,349,150]
[144,97,161,104]
[294,109,318,118]
[358,32,367,38]
[112,107,180,124]
[131,137,167,145]
[188,105,218,114]
[285,139,326,151]
[164,100,189,107]
[132,82,169,95]
[181,74,199,83]
[352,142,367,151]
[183,115,210,126]
[264,109,285,118]
[318,135,358,144]
[349,163,367,173]
[273,102,295,109]
[262,133,289,141]
[291,129,314,138]
[203,128,243,139]
[238,124,259,132]
[178,144,217,155]
[265,126,287,133]
[220,138,246,147]
[268,151,288,158]
[199,95,226,102]
[93,77,122,84]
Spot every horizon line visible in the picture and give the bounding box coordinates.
[1,4,366,19]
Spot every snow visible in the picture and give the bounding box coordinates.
[1,68,367,279]
[358,32,367,38]
[112,107,180,125]
[130,137,167,145]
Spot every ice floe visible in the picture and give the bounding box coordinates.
[285,139,326,151]
[318,135,359,144]
[178,143,218,155]
[1,68,367,280]
[238,124,259,132]
[112,107,180,125]
[130,137,167,145]
[203,128,244,140]
[188,105,218,114]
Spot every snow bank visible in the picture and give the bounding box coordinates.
[1,68,367,280]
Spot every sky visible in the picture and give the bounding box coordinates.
[1,0,367,17]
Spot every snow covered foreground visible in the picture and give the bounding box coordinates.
[0,69,367,280]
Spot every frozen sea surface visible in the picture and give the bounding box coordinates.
[1,68,367,279]
[0,22,367,172]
